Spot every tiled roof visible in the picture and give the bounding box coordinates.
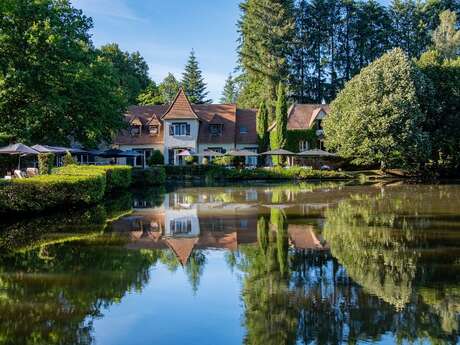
[195,104,237,144]
[235,108,258,145]
[161,88,199,120]
[268,104,330,131]
[114,89,258,146]
[165,237,198,266]
[288,225,329,250]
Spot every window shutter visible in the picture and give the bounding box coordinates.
[186,124,190,136]
[169,125,174,136]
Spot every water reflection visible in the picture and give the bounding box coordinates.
[0,183,459,344]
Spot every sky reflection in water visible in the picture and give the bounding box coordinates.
[0,182,459,345]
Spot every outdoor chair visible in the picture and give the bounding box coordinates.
[13,170,24,179]
[26,168,39,177]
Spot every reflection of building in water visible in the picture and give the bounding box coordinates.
[111,191,328,265]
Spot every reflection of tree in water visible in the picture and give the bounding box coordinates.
[323,188,460,342]
[185,250,207,294]
[236,186,460,345]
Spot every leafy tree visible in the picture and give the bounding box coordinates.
[137,82,164,105]
[159,73,180,104]
[181,50,211,104]
[220,73,239,103]
[323,48,431,170]
[238,0,294,115]
[417,50,460,172]
[147,150,164,166]
[432,10,460,59]
[0,0,126,147]
[256,100,269,152]
[98,43,151,104]
[270,83,288,165]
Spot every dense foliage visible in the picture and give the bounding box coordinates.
[220,74,239,104]
[37,153,55,175]
[270,83,288,165]
[237,0,458,107]
[147,150,164,166]
[0,174,106,212]
[0,0,128,147]
[131,167,166,186]
[323,49,430,170]
[53,165,133,192]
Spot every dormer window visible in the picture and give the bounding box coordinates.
[149,125,159,136]
[208,124,223,136]
[131,125,141,136]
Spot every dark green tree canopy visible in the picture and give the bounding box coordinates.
[220,74,239,104]
[98,43,151,104]
[181,50,211,104]
[159,73,180,104]
[323,48,431,170]
[0,0,126,147]
[137,81,164,105]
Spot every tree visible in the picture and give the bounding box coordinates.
[0,0,126,147]
[220,74,239,103]
[417,50,460,172]
[137,82,164,105]
[270,83,288,165]
[257,100,270,152]
[432,10,460,59]
[159,73,180,104]
[323,48,431,170]
[181,50,211,104]
[98,43,151,104]
[238,0,294,115]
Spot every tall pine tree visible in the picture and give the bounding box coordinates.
[181,50,211,104]
[238,0,294,115]
[220,74,239,103]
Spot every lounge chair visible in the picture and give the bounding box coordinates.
[26,168,39,177]
[14,170,24,179]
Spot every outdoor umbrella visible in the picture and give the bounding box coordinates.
[97,149,142,158]
[176,149,193,157]
[0,143,39,169]
[193,150,224,157]
[32,144,67,154]
[226,149,258,157]
[297,149,337,169]
[260,148,296,166]
[297,149,337,157]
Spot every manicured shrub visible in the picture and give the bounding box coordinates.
[206,166,351,180]
[63,151,77,166]
[0,174,106,213]
[184,155,195,165]
[213,155,235,166]
[38,153,55,175]
[164,165,216,179]
[53,165,132,192]
[147,150,164,166]
[132,167,166,186]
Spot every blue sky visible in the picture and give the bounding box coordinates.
[72,0,242,102]
[72,0,390,103]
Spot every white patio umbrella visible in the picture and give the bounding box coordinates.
[0,143,39,169]
[226,149,259,157]
[297,148,337,157]
[260,148,296,166]
[176,149,193,156]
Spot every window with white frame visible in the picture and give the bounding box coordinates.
[299,140,309,152]
[170,123,190,136]
[149,125,159,136]
[170,218,192,235]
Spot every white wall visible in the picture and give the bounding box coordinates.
[163,119,199,164]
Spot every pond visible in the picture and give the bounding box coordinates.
[0,182,460,345]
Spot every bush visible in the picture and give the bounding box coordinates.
[0,174,106,213]
[207,166,351,181]
[184,155,195,165]
[147,150,164,166]
[213,155,235,166]
[132,167,166,186]
[164,165,216,179]
[63,151,77,166]
[38,153,55,175]
[53,165,132,192]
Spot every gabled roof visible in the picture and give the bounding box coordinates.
[165,237,199,266]
[268,104,330,131]
[146,116,161,126]
[129,117,143,126]
[161,88,199,120]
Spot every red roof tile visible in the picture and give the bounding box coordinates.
[268,104,330,131]
[235,108,258,145]
[161,88,199,120]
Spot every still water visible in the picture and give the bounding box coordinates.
[0,182,459,345]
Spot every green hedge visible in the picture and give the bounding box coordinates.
[164,165,216,178]
[132,167,166,186]
[207,166,351,180]
[0,174,106,213]
[53,165,132,192]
